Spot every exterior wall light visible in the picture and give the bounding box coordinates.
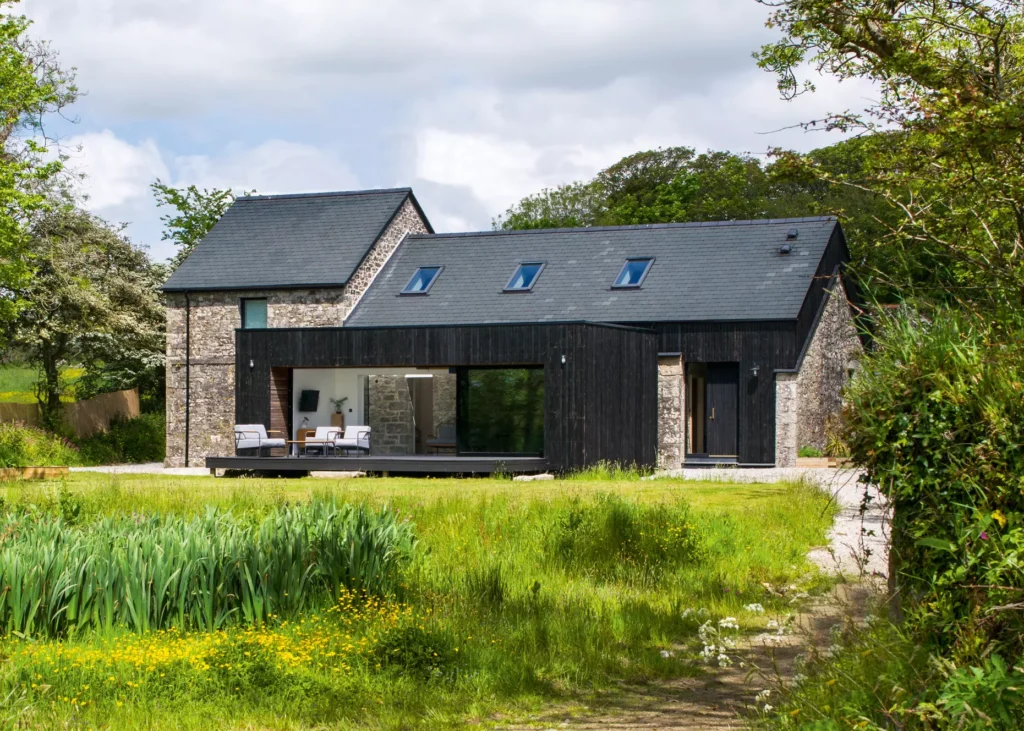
[561,354,567,365]
[751,364,760,378]
[249,359,255,369]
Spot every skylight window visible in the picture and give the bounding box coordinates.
[613,258,654,288]
[401,266,442,294]
[504,262,545,292]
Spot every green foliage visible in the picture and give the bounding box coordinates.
[844,308,1024,657]
[797,446,822,459]
[371,623,456,679]
[0,422,79,467]
[0,499,416,637]
[76,413,165,466]
[0,2,79,325]
[6,209,164,430]
[153,180,252,271]
[756,0,1024,308]
[765,611,1024,729]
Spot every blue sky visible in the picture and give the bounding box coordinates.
[23,0,872,262]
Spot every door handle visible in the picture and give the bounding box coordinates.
[710,407,715,421]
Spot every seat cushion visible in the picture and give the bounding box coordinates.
[235,437,262,450]
[335,437,370,451]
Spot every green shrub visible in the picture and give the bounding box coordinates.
[0,499,417,637]
[76,412,165,465]
[844,308,1024,659]
[0,422,80,467]
[797,445,822,458]
[370,623,456,679]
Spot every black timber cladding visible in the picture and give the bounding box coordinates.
[346,217,839,326]
[163,188,432,292]
[235,323,658,471]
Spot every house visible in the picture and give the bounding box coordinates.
[162,188,432,466]
[163,187,862,473]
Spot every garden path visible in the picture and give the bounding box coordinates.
[499,468,887,730]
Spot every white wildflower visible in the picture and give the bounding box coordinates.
[681,608,694,619]
[718,617,739,630]
[717,653,732,667]
[755,689,772,703]
[792,673,807,685]
[744,603,765,613]
[763,704,774,713]
[660,649,675,658]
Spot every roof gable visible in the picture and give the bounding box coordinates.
[163,188,426,292]
[345,217,841,326]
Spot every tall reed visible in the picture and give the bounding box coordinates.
[0,499,416,637]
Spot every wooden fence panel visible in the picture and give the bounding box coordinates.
[0,388,140,439]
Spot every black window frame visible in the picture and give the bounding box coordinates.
[503,261,546,292]
[239,297,268,329]
[612,257,655,289]
[401,266,444,295]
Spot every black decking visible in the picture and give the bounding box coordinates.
[206,455,549,475]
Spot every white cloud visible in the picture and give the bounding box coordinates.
[64,130,168,209]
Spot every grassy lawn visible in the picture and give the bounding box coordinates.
[0,473,836,728]
[0,364,84,404]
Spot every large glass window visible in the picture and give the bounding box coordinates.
[402,266,442,294]
[458,368,544,455]
[241,298,268,328]
[613,257,654,288]
[504,262,545,291]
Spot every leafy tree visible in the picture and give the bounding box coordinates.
[152,180,252,270]
[495,147,781,230]
[0,1,78,323]
[755,0,1024,309]
[4,208,164,430]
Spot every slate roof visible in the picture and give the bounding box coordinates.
[345,217,840,326]
[163,188,430,291]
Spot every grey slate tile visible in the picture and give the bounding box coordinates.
[346,218,838,325]
[163,188,417,291]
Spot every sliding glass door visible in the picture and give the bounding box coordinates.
[457,367,544,456]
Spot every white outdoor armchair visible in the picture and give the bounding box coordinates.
[234,424,286,456]
[303,426,342,456]
[333,425,371,455]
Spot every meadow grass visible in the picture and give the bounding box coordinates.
[0,473,837,728]
[0,365,84,404]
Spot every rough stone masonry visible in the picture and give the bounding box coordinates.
[165,199,429,467]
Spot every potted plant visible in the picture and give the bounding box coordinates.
[329,396,348,428]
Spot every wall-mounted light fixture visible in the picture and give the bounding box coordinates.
[751,364,760,378]
[249,359,255,369]
[560,354,567,366]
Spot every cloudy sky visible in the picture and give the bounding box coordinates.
[22,0,871,262]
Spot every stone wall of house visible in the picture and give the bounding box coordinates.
[165,196,431,467]
[368,375,415,455]
[657,356,685,469]
[166,288,347,466]
[795,277,862,452]
[342,199,430,317]
[775,372,799,468]
[432,372,457,437]
[773,276,862,466]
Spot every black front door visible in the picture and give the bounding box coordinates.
[706,363,739,457]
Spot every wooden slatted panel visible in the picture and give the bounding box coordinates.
[269,367,291,439]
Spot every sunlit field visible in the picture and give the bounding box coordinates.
[0,473,836,728]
